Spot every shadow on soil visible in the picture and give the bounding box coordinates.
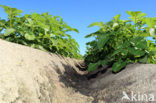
[48,53,137,103]
[48,59,110,102]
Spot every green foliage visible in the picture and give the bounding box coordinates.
[85,11,156,72]
[112,59,127,72]
[0,5,82,59]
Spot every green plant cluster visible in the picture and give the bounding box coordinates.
[0,5,82,59]
[85,11,156,72]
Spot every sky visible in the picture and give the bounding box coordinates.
[0,0,156,55]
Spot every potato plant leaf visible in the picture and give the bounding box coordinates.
[85,11,156,73]
[24,33,36,40]
[88,63,99,72]
[97,35,109,50]
[88,22,103,28]
[4,28,15,36]
[112,60,127,72]
[0,5,82,59]
[128,48,145,57]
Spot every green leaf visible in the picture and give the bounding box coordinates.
[145,18,156,28]
[126,11,146,24]
[139,55,148,63]
[128,47,145,57]
[0,5,23,16]
[121,49,128,56]
[111,49,122,56]
[97,35,109,50]
[130,36,147,49]
[24,33,35,40]
[88,63,99,72]
[85,11,156,72]
[4,28,15,36]
[100,60,109,67]
[126,11,141,17]
[131,36,144,44]
[112,60,127,72]
[0,5,81,59]
[70,28,79,33]
[88,22,103,28]
[38,45,47,52]
[85,31,98,38]
[113,14,121,22]
[116,41,131,49]
[135,40,147,49]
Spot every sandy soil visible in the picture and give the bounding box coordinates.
[0,39,156,103]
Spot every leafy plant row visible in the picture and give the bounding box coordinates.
[0,5,82,59]
[85,11,156,72]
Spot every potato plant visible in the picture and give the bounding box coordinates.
[0,5,82,59]
[85,11,156,72]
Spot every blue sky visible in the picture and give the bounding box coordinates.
[0,0,156,55]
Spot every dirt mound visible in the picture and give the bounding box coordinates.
[0,39,156,103]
